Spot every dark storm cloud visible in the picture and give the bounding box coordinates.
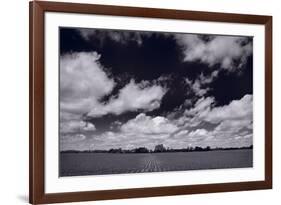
[59,27,253,150]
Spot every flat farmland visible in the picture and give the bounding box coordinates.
[60,149,253,176]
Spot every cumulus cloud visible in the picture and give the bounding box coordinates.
[61,134,87,142]
[187,129,214,142]
[185,96,215,117]
[206,95,253,145]
[60,52,167,119]
[121,113,178,135]
[173,130,189,138]
[188,129,208,137]
[66,113,180,150]
[214,119,251,133]
[191,79,208,97]
[79,30,253,72]
[175,34,252,71]
[199,70,219,84]
[174,96,214,128]
[79,28,144,45]
[60,120,96,133]
[204,94,252,124]
[88,79,167,117]
[182,94,252,126]
[60,133,92,151]
[60,52,115,115]
[59,32,253,150]
[171,94,253,148]
[59,51,170,150]
[185,71,218,97]
[91,94,252,150]
[60,95,253,150]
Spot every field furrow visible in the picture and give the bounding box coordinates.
[60,150,253,176]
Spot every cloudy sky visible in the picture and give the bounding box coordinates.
[59,27,253,151]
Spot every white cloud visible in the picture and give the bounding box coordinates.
[61,134,86,142]
[59,111,81,121]
[69,113,180,150]
[60,134,91,151]
[204,94,252,124]
[79,28,144,45]
[60,93,253,150]
[60,52,167,119]
[214,119,252,133]
[191,79,208,97]
[174,130,189,138]
[60,52,115,114]
[185,96,215,117]
[208,95,253,146]
[188,129,208,137]
[79,29,96,40]
[59,51,169,151]
[186,129,214,143]
[58,45,253,150]
[121,113,178,135]
[174,97,214,127]
[60,96,253,150]
[199,70,219,84]
[88,79,167,117]
[185,71,218,97]
[109,93,253,150]
[181,94,252,127]
[60,120,96,133]
[83,123,96,131]
[175,35,252,71]
[173,94,252,148]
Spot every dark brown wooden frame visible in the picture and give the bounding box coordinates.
[29,1,272,204]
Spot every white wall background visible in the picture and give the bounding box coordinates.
[0,0,279,204]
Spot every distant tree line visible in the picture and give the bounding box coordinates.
[61,144,253,154]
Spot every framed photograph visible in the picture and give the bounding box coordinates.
[29,1,272,204]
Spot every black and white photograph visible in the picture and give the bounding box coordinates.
[59,27,253,177]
